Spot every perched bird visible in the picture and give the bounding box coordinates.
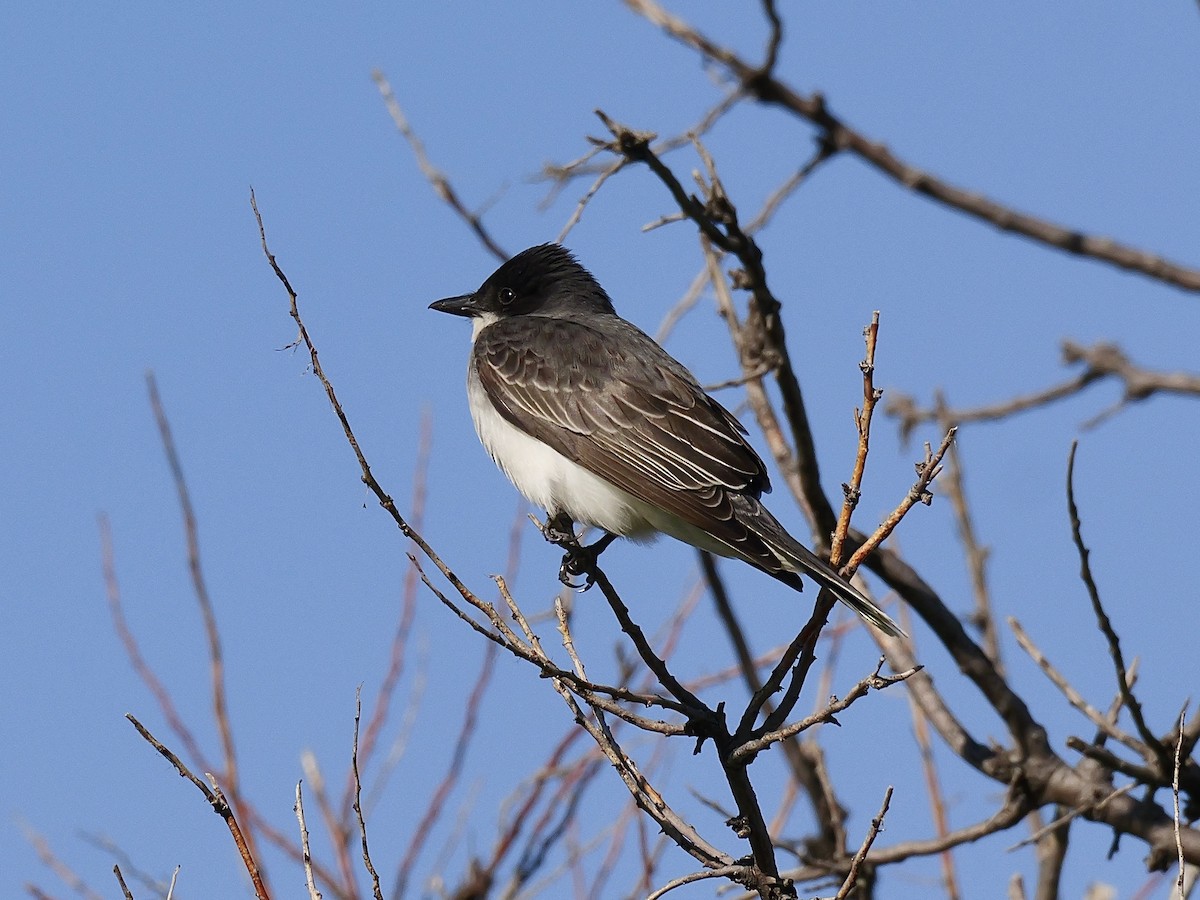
[430,243,901,636]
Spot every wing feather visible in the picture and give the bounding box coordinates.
[474,315,770,534]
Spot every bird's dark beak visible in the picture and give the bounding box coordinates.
[429,293,478,318]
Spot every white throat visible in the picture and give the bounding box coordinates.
[470,311,500,343]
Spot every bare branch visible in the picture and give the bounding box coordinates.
[1066,443,1160,759]
[100,514,213,776]
[22,821,106,900]
[902,611,964,900]
[350,694,384,900]
[113,866,134,900]
[835,787,893,899]
[125,715,269,900]
[146,375,242,803]
[371,70,508,261]
[624,0,1200,293]
[845,427,956,574]
[866,789,1031,867]
[393,647,496,898]
[730,663,920,764]
[1007,784,1137,852]
[1009,616,1144,757]
[556,158,627,243]
[888,341,1200,441]
[830,311,882,566]
[645,865,759,899]
[294,783,323,900]
[933,405,1000,672]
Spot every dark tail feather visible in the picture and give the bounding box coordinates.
[704,496,905,636]
[770,554,906,638]
[733,498,905,637]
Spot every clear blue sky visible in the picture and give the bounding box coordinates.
[3,4,1198,898]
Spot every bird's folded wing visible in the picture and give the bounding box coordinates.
[473,316,771,535]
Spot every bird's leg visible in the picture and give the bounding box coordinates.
[543,513,617,591]
[544,511,578,546]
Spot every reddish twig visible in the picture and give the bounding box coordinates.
[342,408,432,829]
[392,645,498,897]
[126,715,269,899]
[830,311,882,566]
[933,399,1000,672]
[22,821,105,900]
[99,514,213,776]
[899,606,963,900]
[145,374,240,796]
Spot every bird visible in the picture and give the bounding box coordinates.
[429,243,902,636]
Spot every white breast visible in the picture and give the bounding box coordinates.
[466,363,657,538]
[463,315,740,558]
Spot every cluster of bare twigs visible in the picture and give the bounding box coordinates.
[377,3,1200,896]
[250,180,929,897]
[28,3,1199,899]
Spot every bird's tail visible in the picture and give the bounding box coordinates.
[771,541,906,637]
[736,498,906,637]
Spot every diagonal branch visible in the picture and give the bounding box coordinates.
[126,715,269,900]
[372,70,508,262]
[623,0,1200,293]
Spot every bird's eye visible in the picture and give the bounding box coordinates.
[498,287,516,306]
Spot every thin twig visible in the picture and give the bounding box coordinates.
[645,865,758,899]
[371,70,508,261]
[731,663,919,764]
[392,646,496,898]
[858,789,1031,866]
[887,340,1200,442]
[1007,783,1137,852]
[351,693,384,900]
[1009,616,1144,757]
[538,89,743,197]
[1178,709,1189,899]
[99,514,213,776]
[556,158,627,243]
[113,866,134,900]
[22,821,106,900]
[845,427,956,574]
[830,311,882,564]
[900,605,962,900]
[1067,442,1160,760]
[933,399,1000,672]
[126,715,269,899]
[145,374,241,801]
[302,752,353,896]
[835,787,893,899]
[294,783,323,900]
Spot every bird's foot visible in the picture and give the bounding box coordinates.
[540,513,592,589]
[557,533,618,592]
[559,544,596,591]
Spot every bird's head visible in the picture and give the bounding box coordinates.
[430,243,616,322]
